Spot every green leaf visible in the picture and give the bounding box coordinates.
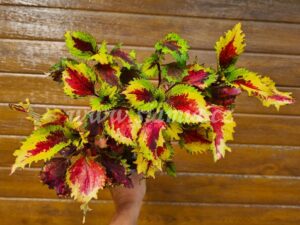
[155,33,189,66]
[141,54,159,78]
[165,161,177,177]
[89,83,118,111]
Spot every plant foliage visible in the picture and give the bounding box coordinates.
[10,23,294,222]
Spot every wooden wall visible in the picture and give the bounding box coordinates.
[0,1,300,224]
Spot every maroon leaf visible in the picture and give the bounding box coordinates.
[40,158,71,197]
[100,154,133,188]
[95,63,120,86]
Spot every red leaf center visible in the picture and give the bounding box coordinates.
[168,94,199,114]
[65,68,95,96]
[219,39,237,68]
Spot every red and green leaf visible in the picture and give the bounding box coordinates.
[232,70,295,110]
[179,127,211,154]
[182,64,217,89]
[111,45,136,69]
[94,63,121,87]
[11,126,71,173]
[155,33,189,65]
[62,63,96,98]
[65,31,97,59]
[123,79,161,111]
[40,109,68,127]
[207,105,236,161]
[66,156,107,220]
[161,62,188,83]
[48,58,78,82]
[104,109,142,146]
[135,143,172,178]
[163,84,210,124]
[215,23,245,69]
[138,120,167,160]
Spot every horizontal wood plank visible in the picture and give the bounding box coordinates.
[1,0,300,23]
[0,74,298,115]
[2,135,300,176]
[2,168,300,205]
[0,105,299,145]
[1,6,300,54]
[1,40,300,87]
[1,198,300,225]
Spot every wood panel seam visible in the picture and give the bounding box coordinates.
[1,37,300,57]
[1,196,300,209]
[3,167,300,180]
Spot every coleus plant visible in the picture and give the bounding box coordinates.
[10,23,294,222]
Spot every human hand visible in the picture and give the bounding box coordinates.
[109,173,146,225]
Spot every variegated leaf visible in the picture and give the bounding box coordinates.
[123,79,162,111]
[232,70,294,110]
[135,143,172,178]
[138,120,166,160]
[66,156,107,221]
[215,23,245,69]
[62,63,96,98]
[104,109,142,146]
[161,62,188,83]
[208,105,236,161]
[179,127,211,154]
[65,31,97,59]
[40,109,68,127]
[11,126,71,173]
[48,58,78,82]
[111,44,136,69]
[155,33,189,65]
[94,63,121,87]
[163,84,210,124]
[182,64,217,89]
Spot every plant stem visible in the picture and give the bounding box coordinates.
[157,62,162,88]
[165,82,180,94]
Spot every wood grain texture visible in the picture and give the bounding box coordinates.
[1,198,300,225]
[1,39,300,87]
[2,168,300,205]
[1,0,300,23]
[1,6,300,54]
[0,74,298,115]
[2,135,300,176]
[1,1,300,224]
[1,105,299,145]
